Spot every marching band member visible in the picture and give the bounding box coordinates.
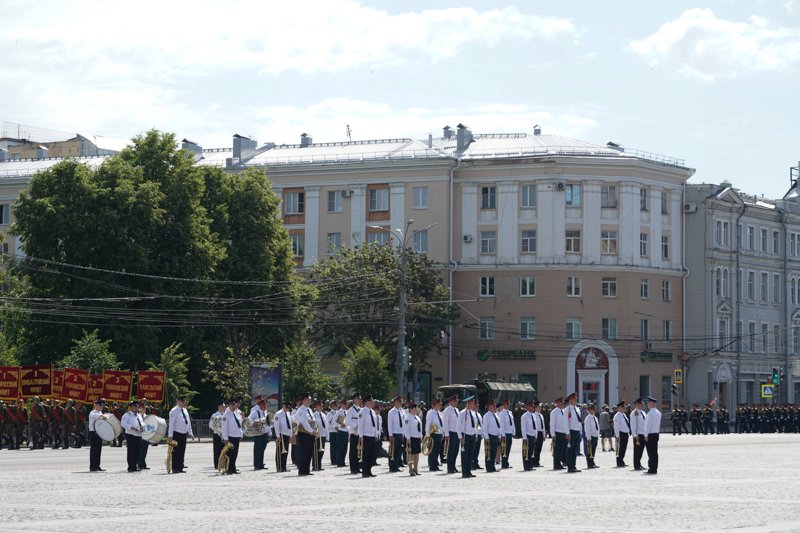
[583,404,600,469]
[643,396,661,475]
[549,397,567,470]
[88,398,106,472]
[249,396,269,471]
[613,401,631,468]
[346,394,362,474]
[120,400,142,473]
[520,400,536,471]
[313,400,328,471]
[532,401,546,467]
[167,396,194,474]
[274,401,293,473]
[443,395,460,474]
[372,403,383,467]
[425,398,444,472]
[482,399,502,473]
[335,399,349,468]
[564,393,583,473]
[294,394,316,476]
[388,396,404,472]
[326,400,338,467]
[221,398,243,474]
[136,402,150,470]
[403,402,423,476]
[630,398,647,471]
[356,396,378,477]
[209,401,225,469]
[497,399,515,469]
[457,395,478,478]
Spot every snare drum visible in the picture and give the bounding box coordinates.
[95,414,122,442]
[141,415,167,444]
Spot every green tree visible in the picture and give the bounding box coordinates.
[201,347,275,406]
[58,329,120,373]
[282,340,336,402]
[341,339,394,399]
[146,342,196,407]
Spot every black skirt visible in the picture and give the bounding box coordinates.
[410,437,422,454]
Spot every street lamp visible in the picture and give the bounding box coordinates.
[368,219,434,399]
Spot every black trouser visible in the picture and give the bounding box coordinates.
[212,433,223,469]
[645,433,659,472]
[502,433,512,468]
[390,433,403,471]
[329,431,338,465]
[227,436,240,474]
[63,424,73,449]
[124,434,140,471]
[523,436,535,470]
[360,436,375,477]
[314,436,326,470]
[633,434,645,469]
[461,434,475,477]
[616,432,629,466]
[567,430,580,470]
[349,434,360,473]
[337,432,348,466]
[672,420,680,435]
[172,431,187,472]
[297,432,314,475]
[253,433,267,470]
[89,431,102,470]
[533,432,544,466]
[554,432,566,469]
[276,434,290,472]
[447,431,459,472]
[428,433,442,470]
[486,435,498,472]
[472,436,481,468]
[585,436,598,468]
[137,439,149,469]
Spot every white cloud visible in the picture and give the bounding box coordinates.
[628,8,800,81]
[783,0,799,14]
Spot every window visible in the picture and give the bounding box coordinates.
[602,318,617,340]
[290,234,304,257]
[521,230,537,253]
[369,188,389,211]
[601,230,618,255]
[327,191,342,213]
[662,320,671,342]
[747,226,755,250]
[326,233,342,254]
[640,233,648,257]
[412,229,428,253]
[793,279,797,305]
[748,322,756,352]
[773,273,781,303]
[661,236,670,259]
[641,278,649,299]
[479,317,495,340]
[0,205,9,225]
[774,325,781,353]
[660,191,668,214]
[661,280,671,301]
[747,271,755,300]
[566,319,582,340]
[566,276,582,297]
[715,220,729,247]
[368,232,389,245]
[794,322,800,353]
[640,319,649,340]
[639,376,651,398]
[565,230,581,253]
[640,188,648,211]
[761,323,769,353]
[792,233,799,256]
[519,276,536,297]
[412,187,428,209]
[479,276,495,297]
[520,317,536,339]
[521,185,536,208]
[722,268,729,298]
[481,186,496,209]
[285,191,305,215]
[601,277,617,298]
[760,228,768,253]
[715,268,722,297]
[565,184,581,207]
[760,272,768,302]
[480,231,497,254]
[601,185,617,208]
[773,230,780,255]
[718,317,729,348]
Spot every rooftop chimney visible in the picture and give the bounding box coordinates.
[300,133,312,147]
[456,123,473,153]
[443,126,453,140]
[428,134,433,148]
[181,138,203,160]
[606,141,624,152]
[533,125,542,136]
[233,134,257,161]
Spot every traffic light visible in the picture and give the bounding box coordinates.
[671,383,678,396]
[772,367,780,385]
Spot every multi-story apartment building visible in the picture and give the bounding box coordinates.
[0,124,694,405]
[685,180,800,408]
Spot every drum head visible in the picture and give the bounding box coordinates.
[95,419,115,442]
[141,415,166,443]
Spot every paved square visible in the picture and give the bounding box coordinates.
[0,433,798,532]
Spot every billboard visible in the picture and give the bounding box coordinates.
[250,364,281,413]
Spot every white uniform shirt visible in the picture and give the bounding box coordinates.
[613,411,631,438]
[209,411,223,434]
[521,411,536,438]
[294,405,315,434]
[89,409,102,432]
[443,405,459,434]
[583,414,600,438]
[456,408,478,438]
[498,407,515,435]
[248,405,268,436]
[357,407,378,438]
[388,406,404,435]
[425,408,443,437]
[564,404,583,432]
[314,410,329,438]
[326,409,338,434]
[403,414,422,439]
[482,410,503,438]
[549,407,566,435]
[221,407,243,440]
[374,410,383,440]
[644,407,661,435]
[630,408,646,436]
[533,411,545,434]
[121,410,141,436]
[346,405,361,435]
[274,410,293,437]
[168,405,193,438]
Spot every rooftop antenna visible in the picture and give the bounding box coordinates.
[346,124,352,143]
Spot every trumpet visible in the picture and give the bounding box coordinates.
[550,437,555,456]
[218,441,234,474]
[442,437,448,460]
[388,437,395,459]
[522,438,529,462]
[587,438,594,459]
[501,437,507,458]
[165,438,178,473]
[358,437,363,462]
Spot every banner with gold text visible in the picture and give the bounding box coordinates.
[52,369,64,399]
[136,370,165,403]
[0,366,21,401]
[62,368,89,403]
[87,374,104,403]
[101,370,133,402]
[20,365,53,399]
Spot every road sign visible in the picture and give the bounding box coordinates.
[761,383,774,399]
[674,369,683,384]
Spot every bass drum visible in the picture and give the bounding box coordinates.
[141,415,167,444]
[95,414,122,442]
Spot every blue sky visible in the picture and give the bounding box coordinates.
[2,1,799,198]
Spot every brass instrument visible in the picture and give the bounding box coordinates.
[522,437,529,462]
[357,437,363,462]
[336,414,347,430]
[421,422,437,456]
[218,441,234,474]
[501,436,507,458]
[484,438,490,462]
[299,419,319,436]
[290,421,298,445]
[587,438,594,459]
[442,436,448,460]
[165,438,178,473]
[388,437,395,459]
[211,416,222,436]
[550,437,555,456]
[615,437,620,458]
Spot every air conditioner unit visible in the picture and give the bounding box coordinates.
[556,182,565,191]
[684,202,697,213]
[341,190,353,198]
[463,234,473,243]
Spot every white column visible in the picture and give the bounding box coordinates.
[497,180,518,264]
[538,180,565,261]
[618,182,638,265]
[390,183,406,243]
[461,183,478,263]
[650,187,663,267]
[303,186,320,267]
[671,189,682,269]
[349,184,366,246]
[583,180,601,263]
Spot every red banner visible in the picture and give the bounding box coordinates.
[87,374,104,403]
[62,368,89,403]
[102,370,133,402]
[0,366,21,401]
[20,364,52,399]
[52,369,64,399]
[137,370,165,403]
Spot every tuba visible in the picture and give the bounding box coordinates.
[421,422,438,456]
[218,441,234,474]
[165,438,178,473]
[290,421,298,445]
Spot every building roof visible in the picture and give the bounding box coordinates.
[0,155,109,180]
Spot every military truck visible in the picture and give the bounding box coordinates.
[436,377,536,409]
